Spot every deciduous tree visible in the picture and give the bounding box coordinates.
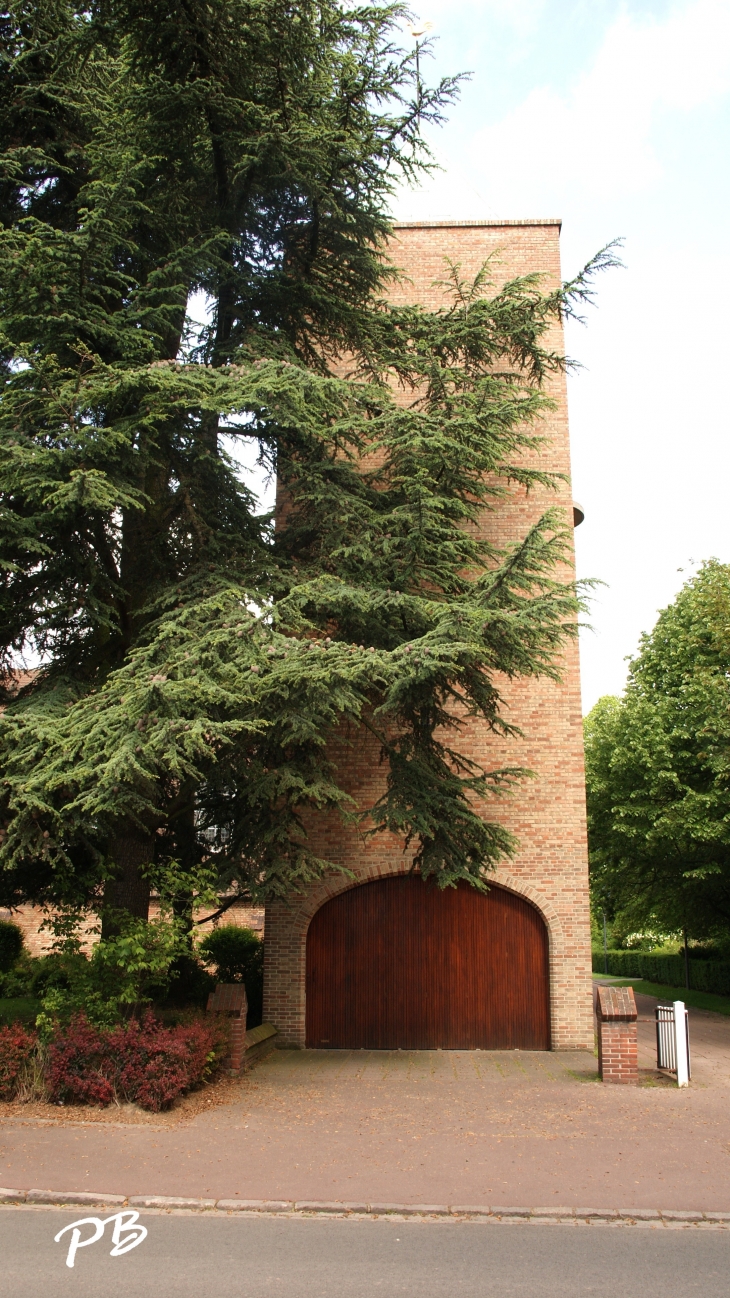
[585,561,730,940]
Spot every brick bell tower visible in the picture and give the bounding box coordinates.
[263,219,593,1053]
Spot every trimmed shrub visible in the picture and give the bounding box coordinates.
[110,1015,221,1111]
[47,1012,224,1111]
[198,927,263,1028]
[110,1017,190,1111]
[0,1023,37,1099]
[0,921,23,975]
[592,949,730,996]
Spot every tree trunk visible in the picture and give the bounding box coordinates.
[102,826,153,935]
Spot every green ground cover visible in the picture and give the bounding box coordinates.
[0,997,40,1026]
[593,973,730,1016]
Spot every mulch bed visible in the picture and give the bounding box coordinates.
[0,1068,250,1127]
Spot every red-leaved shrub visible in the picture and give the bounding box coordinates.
[109,1016,192,1111]
[47,1013,221,1111]
[0,1023,37,1099]
[46,1016,115,1105]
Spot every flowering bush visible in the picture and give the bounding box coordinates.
[46,1013,224,1111]
[0,1023,37,1099]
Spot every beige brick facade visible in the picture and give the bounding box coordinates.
[263,219,594,1052]
[3,900,264,958]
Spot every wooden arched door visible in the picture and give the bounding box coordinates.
[305,875,550,1050]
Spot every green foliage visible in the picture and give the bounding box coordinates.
[0,948,33,997]
[30,914,192,1034]
[198,924,260,982]
[28,953,77,1000]
[585,561,730,941]
[591,911,675,952]
[161,955,216,1009]
[0,920,23,973]
[0,0,613,930]
[595,979,730,1017]
[593,950,730,996]
[0,996,38,1026]
[198,924,263,1025]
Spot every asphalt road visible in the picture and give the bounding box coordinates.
[1,1210,729,1298]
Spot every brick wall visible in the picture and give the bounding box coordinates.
[2,900,264,958]
[0,905,96,958]
[264,219,594,1051]
[597,1020,639,1084]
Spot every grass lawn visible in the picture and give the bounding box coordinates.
[0,997,40,1026]
[593,973,730,1016]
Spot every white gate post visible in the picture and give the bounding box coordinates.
[673,1001,689,1087]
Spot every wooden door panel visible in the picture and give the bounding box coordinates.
[305,876,550,1050]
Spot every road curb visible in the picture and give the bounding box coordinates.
[1,1190,729,1226]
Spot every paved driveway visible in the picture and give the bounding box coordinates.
[2,1017,730,1210]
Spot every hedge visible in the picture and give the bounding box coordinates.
[593,949,730,996]
[46,1013,223,1110]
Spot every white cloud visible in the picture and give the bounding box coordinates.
[396,0,730,218]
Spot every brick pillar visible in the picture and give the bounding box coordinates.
[206,983,248,1076]
[228,1016,246,1073]
[596,984,638,1084]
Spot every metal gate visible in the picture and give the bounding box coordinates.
[656,1002,691,1080]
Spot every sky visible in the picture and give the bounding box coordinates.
[391,0,730,712]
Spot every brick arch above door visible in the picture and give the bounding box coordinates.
[263,858,567,1049]
[305,874,551,1050]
